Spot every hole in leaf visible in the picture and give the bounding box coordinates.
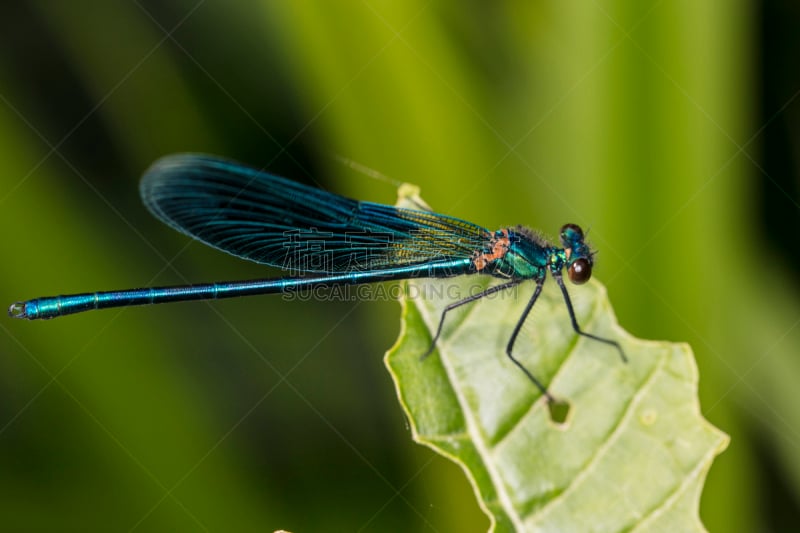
[548,399,571,424]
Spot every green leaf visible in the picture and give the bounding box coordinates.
[385,274,729,532]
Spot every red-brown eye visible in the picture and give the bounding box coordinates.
[567,258,591,284]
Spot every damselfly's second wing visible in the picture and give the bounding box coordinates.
[141,154,489,274]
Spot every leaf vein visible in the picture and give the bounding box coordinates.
[525,347,667,524]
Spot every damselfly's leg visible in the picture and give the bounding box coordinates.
[505,278,555,403]
[421,279,522,360]
[553,274,626,363]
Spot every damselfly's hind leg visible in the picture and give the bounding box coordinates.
[420,279,521,360]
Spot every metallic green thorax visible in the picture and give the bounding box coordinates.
[478,225,595,283]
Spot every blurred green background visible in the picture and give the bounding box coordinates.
[0,1,798,531]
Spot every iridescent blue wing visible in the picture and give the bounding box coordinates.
[140,154,489,273]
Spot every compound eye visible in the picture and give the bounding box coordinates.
[560,223,584,241]
[567,258,592,284]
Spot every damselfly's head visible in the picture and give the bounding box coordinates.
[559,223,594,285]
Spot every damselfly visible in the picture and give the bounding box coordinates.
[8,154,625,401]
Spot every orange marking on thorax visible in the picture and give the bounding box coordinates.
[473,228,511,271]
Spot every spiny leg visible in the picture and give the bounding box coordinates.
[421,279,522,360]
[553,274,627,363]
[505,278,556,403]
